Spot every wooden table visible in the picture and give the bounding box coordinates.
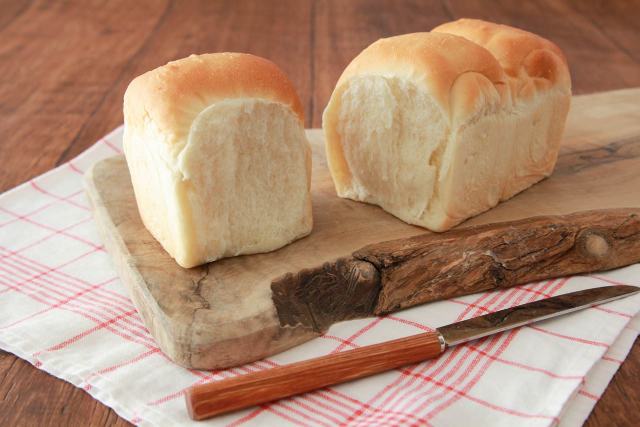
[1,1,638,425]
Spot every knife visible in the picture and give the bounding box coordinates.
[185,285,639,421]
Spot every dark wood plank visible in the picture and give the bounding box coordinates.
[585,339,640,427]
[568,0,640,63]
[0,0,639,426]
[0,0,169,193]
[0,0,32,31]
[0,354,131,427]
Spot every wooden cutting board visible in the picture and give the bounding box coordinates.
[85,88,640,369]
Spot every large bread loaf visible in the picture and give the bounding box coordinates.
[323,19,571,231]
[124,53,312,268]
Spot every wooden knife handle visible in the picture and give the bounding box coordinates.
[185,331,444,420]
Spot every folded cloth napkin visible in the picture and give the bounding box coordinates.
[0,127,638,427]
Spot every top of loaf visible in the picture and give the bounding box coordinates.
[334,31,509,123]
[124,53,304,142]
[433,19,571,98]
[328,19,571,124]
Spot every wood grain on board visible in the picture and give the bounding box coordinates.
[84,87,640,370]
[1,1,640,425]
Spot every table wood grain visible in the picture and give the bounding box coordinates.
[0,1,639,425]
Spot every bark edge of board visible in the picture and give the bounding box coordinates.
[271,208,640,330]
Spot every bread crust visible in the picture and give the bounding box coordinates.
[334,31,508,122]
[123,53,311,268]
[323,19,572,231]
[124,53,304,143]
[433,19,571,98]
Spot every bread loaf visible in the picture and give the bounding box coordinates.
[322,19,571,231]
[123,53,312,268]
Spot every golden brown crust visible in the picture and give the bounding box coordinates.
[334,32,508,120]
[124,53,304,142]
[433,19,571,97]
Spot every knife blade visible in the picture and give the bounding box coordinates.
[437,284,639,347]
[186,285,639,421]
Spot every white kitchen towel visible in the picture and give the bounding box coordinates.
[0,127,638,427]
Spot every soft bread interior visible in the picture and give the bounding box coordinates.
[336,76,447,225]
[332,75,569,231]
[126,99,312,268]
[181,99,312,262]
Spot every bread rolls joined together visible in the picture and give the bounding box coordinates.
[124,53,312,268]
[323,19,571,231]
[123,19,570,268]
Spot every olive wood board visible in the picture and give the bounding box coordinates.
[84,88,640,369]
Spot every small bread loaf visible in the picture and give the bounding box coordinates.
[123,53,312,268]
[323,19,571,231]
